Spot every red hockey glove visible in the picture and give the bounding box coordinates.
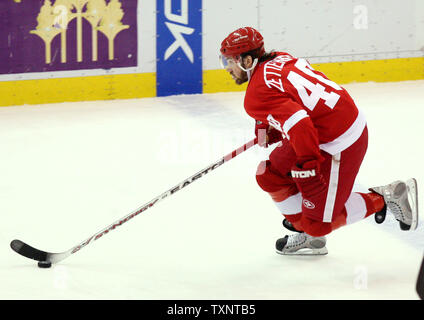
[291,159,327,221]
[255,120,283,148]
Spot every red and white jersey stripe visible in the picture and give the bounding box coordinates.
[244,52,366,162]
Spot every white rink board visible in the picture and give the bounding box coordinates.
[203,0,424,68]
[2,1,423,81]
[1,80,424,299]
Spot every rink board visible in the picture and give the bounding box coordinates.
[203,57,424,93]
[0,73,156,106]
[0,0,423,106]
[1,57,423,107]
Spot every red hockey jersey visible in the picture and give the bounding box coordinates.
[244,52,366,163]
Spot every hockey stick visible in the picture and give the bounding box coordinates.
[10,138,258,265]
[417,254,424,300]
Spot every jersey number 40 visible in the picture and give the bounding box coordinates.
[287,59,342,111]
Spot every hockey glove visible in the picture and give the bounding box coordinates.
[291,159,328,221]
[255,120,283,148]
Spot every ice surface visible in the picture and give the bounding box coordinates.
[0,80,423,299]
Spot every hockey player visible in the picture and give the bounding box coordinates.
[219,27,419,255]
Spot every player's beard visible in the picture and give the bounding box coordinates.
[232,71,248,85]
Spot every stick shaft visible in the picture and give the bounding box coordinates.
[68,137,258,258]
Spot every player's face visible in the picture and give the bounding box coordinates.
[220,56,248,85]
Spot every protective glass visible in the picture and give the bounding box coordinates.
[219,54,258,73]
[219,55,238,69]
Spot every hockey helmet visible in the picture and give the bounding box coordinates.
[220,27,265,70]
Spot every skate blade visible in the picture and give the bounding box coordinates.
[276,247,328,256]
[406,178,419,231]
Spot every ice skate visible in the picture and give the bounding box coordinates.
[282,218,302,233]
[275,233,328,255]
[369,178,418,231]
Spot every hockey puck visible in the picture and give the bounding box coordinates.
[37,261,52,268]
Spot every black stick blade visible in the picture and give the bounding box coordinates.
[10,240,48,262]
[417,256,424,300]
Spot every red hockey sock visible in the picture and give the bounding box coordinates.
[358,192,385,217]
[284,212,346,236]
[283,193,384,237]
[283,213,303,232]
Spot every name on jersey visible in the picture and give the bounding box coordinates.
[264,55,293,93]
